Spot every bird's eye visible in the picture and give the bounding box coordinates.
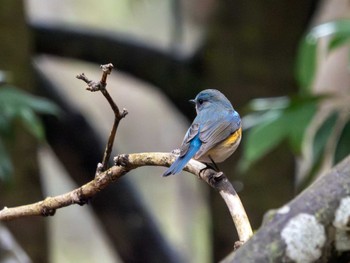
[198,99,204,105]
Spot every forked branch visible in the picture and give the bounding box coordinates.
[76,63,127,172]
[0,63,253,247]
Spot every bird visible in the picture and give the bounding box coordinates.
[163,89,242,176]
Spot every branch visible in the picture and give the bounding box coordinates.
[114,153,253,244]
[222,155,350,263]
[1,63,252,249]
[0,152,253,244]
[76,64,128,172]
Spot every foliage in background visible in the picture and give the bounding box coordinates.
[0,84,60,181]
[240,95,320,171]
[240,20,350,187]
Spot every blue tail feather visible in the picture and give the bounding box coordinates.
[163,137,201,176]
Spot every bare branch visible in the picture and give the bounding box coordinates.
[0,164,123,220]
[76,64,128,172]
[0,152,253,244]
[114,152,253,243]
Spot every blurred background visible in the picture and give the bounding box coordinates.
[1,0,350,262]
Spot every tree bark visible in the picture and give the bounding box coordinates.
[222,155,350,262]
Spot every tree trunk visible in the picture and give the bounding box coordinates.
[223,155,350,262]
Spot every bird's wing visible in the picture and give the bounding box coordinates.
[163,123,201,176]
[163,134,201,176]
[178,122,200,157]
[195,111,241,158]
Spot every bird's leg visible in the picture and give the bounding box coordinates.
[198,156,220,174]
[208,155,220,172]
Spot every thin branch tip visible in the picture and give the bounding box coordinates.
[76,72,102,92]
[100,63,114,85]
[100,63,114,74]
[120,108,128,118]
[76,72,86,80]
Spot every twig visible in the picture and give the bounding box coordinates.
[200,170,253,244]
[115,153,253,244]
[76,64,128,172]
[0,152,253,245]
[0,164,124,220]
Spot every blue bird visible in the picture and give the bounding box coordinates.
[163,89,242,176]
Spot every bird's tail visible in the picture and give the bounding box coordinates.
[163,144,199,177]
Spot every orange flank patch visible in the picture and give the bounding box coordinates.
[224,127,242,145]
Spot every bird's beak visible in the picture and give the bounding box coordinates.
[189,99,196,104]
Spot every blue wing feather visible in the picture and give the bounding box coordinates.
[163,135,202,176]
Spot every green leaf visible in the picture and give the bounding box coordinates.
[335,120,350,163]
[312,112,338,163]
[285,98,318,154]
[18,108,45,140]
[307,20,350,40]
[0,86,60,181]
[245,96,290,112]
[328,34,350,51]
[242,96,290,130]
[296,112,342,188]
[296,36,317,94]
[0,86,60,116]
[296,19,350,94]
[0,113,12,137]
[0,138,13,180]
[240,95,320,171]
[241,113,288,170]
[0,86,61,141]
[242,110,284,130]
